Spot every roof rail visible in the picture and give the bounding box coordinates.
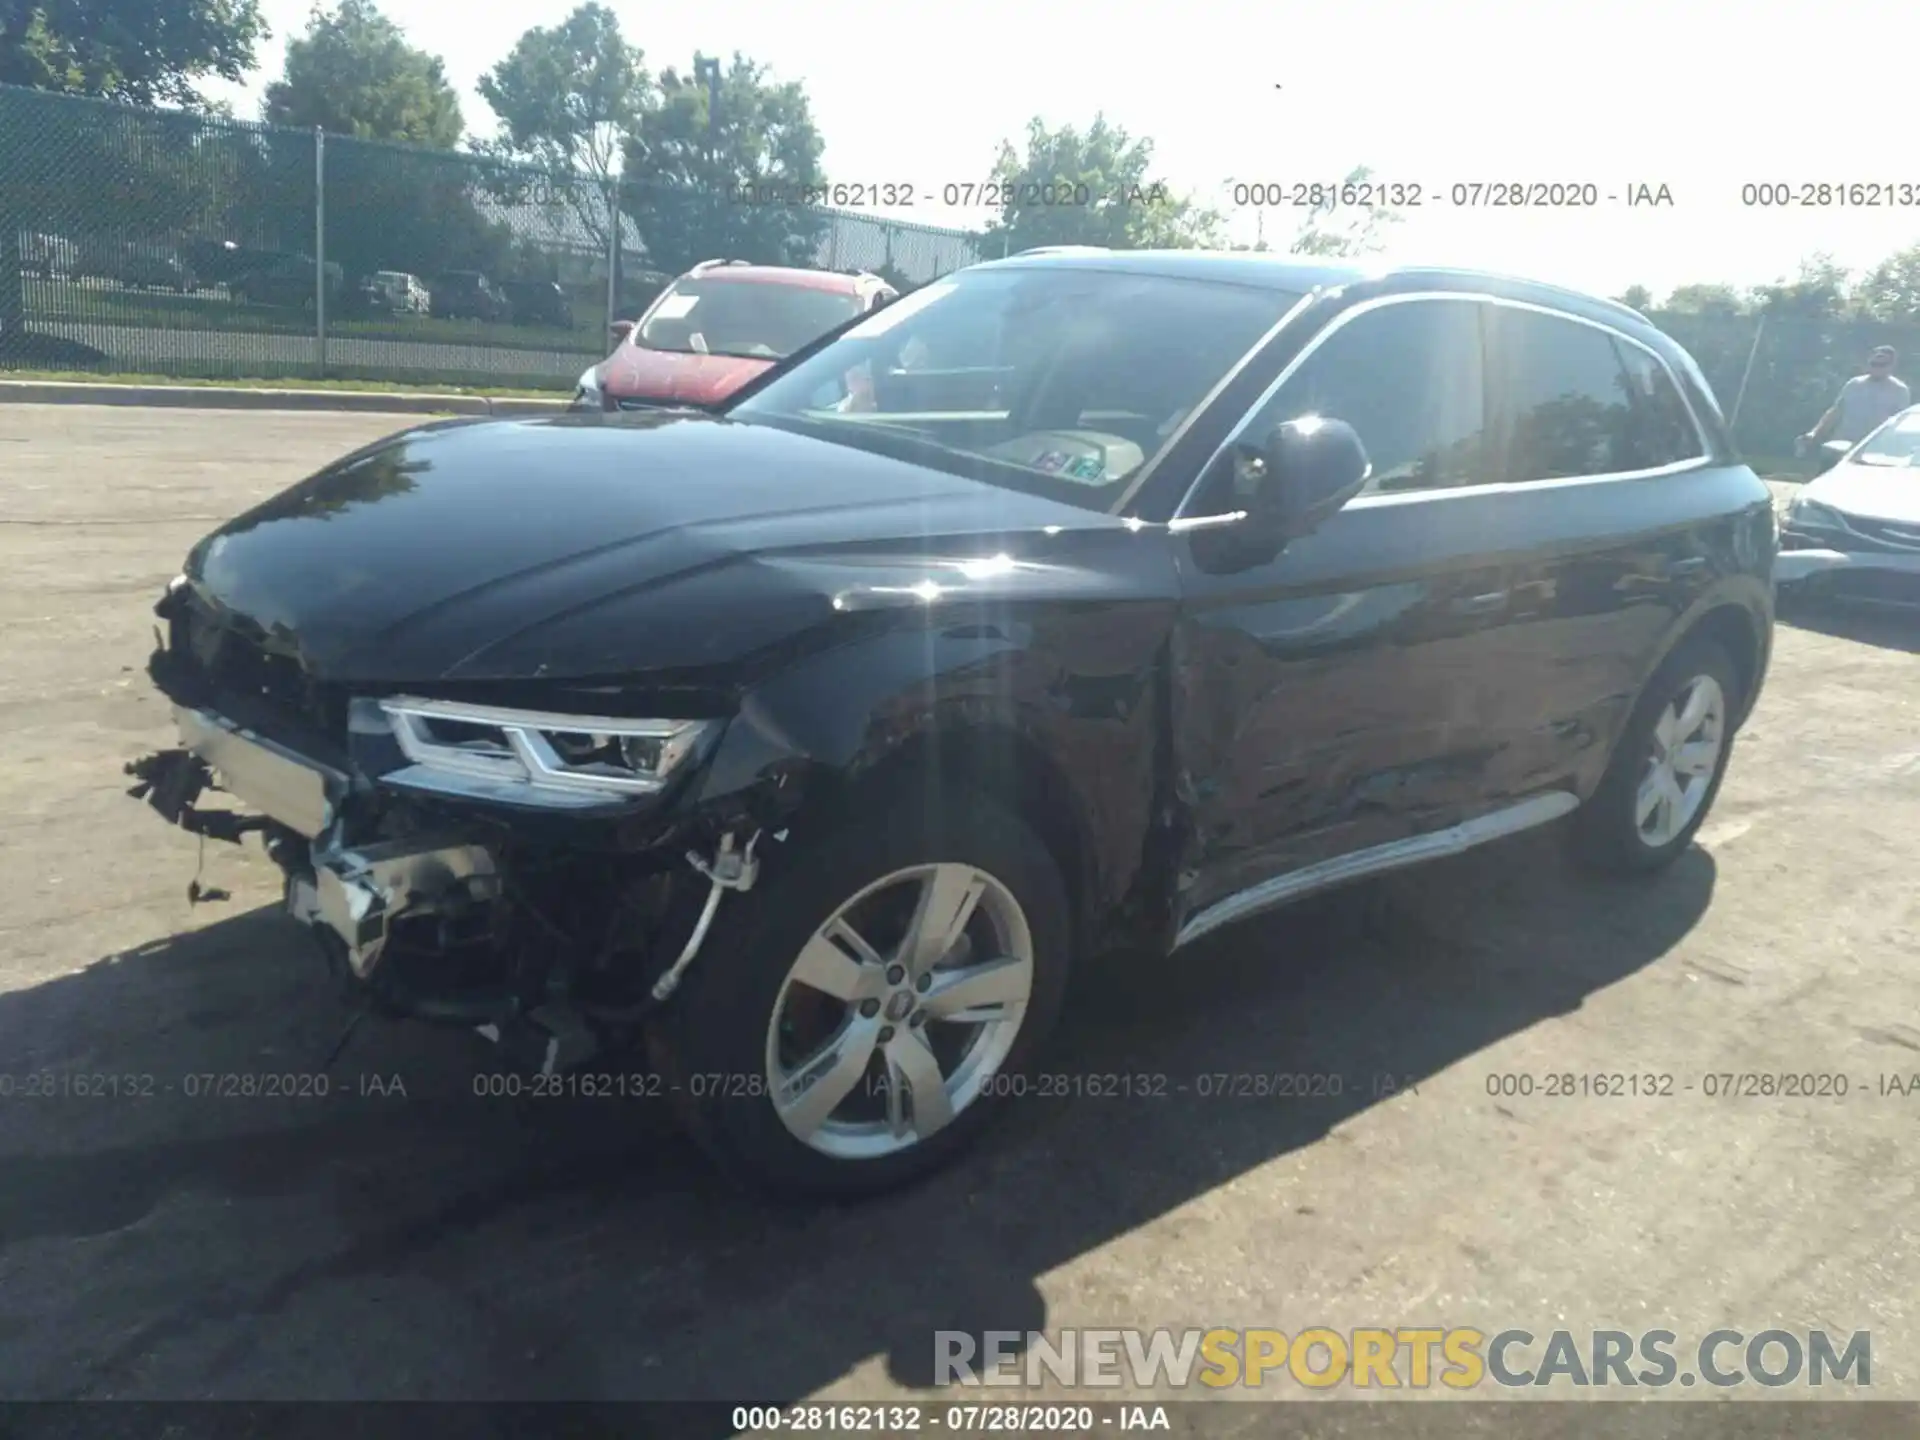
[688,257,754,273]
[1013,245,1110,256]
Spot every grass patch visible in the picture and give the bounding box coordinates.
[26,282,608,352]
[1,369,568,399]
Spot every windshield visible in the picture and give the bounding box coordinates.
[1853,409,1920,467]
[724,266,1301,512]
[638,278,864,361]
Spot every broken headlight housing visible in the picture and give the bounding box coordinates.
[1785,496,1846,532]
[360,696,716,807]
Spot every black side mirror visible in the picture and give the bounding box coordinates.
[1255,416,1372,536]
[1192,417,1371,573]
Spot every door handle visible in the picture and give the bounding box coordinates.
[1450,589,1510,616]
[1669,557,1709,577]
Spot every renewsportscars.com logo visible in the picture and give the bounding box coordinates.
[936,1327,1872,1390]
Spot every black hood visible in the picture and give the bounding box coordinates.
[183,411,1146,684]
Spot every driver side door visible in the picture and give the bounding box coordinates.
[1170,294,1520,937]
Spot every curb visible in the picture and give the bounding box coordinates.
[0,379,572,416]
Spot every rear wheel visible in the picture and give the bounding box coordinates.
[647,791,1071,1198]
[1572,635,1740,874]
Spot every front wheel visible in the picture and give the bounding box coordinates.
[1572,634,1740,874]
[648,791,1072,1198]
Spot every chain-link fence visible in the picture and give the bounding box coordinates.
[1651,309,1920,466]
[0,84,985,388]
[7,83,1917,425]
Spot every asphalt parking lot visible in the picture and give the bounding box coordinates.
[1,405,1917,1418]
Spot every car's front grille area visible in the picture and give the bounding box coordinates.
[1824,570,1920,607]
[1784,512,1920,556]
[1845,516,1920,553]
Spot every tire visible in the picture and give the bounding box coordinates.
[1572,633,1741,875]
[647,790,1072,1199]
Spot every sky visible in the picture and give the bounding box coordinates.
[202,0,1920,301]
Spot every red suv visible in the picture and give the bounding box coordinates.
[573,260,897,410]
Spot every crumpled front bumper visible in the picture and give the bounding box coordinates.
[130,702,499,980]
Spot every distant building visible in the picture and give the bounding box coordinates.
[469,182,644,283]
[470,175,979,286]
[812,208,981,282]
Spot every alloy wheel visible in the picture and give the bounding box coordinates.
[764,862,1034,1160]
[1635,672,1726,848]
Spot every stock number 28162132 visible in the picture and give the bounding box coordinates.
[1231,181,1424,208]
[977,1071,1170,1098]
[1486,1072,1677,1098]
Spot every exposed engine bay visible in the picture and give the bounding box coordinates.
[125,588,779,1077]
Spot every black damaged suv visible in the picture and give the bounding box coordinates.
[128,250,1776,1197]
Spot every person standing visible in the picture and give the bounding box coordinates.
[1801,345,1911,453]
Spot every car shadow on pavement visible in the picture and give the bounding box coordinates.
[1777,602,1920,654]
[0,831,1716,1409]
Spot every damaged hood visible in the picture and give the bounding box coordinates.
[183,410,1144,684]
[1802,460,1920,525]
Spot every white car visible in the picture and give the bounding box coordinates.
[1776,404,1920,609]
[21,231,75,277]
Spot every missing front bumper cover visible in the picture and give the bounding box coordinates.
[288,836,502,980]
[124,748,266,844]
[128,701,762,1030]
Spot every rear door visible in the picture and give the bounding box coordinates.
[1477,302,1723,801]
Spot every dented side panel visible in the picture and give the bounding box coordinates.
[695,562,1183,953]
[1170,500,1520,930]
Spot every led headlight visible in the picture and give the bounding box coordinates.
[573,365,604,411]
[368,696,715,805]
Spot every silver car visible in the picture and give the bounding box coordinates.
[371,270,431,314]
[1776,404,1920,609]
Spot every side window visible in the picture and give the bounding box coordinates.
[1238,299,1489,497]
[1484,308,1638,482]
[1613,341,1705,468]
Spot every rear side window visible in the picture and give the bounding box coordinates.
[1612,341,1705,468]
[1484,307,1638,482]
[1248,298,1490,495]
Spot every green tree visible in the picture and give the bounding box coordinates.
[977,116,1219,256]
[263,0,462,147]
[1287,166,1402,258]
[0,0,266,354]
[0,0,264,106]
[479,5,644,185]
[1663,283,1749,317]
[1853,244,1920,323]
[321,139,515,287]
[1752,253,1850,320]
[1616,284,1654,312]
[1735,255,1860,451]
[258,4,511,296]
[476,4,645,258]
[620,51,828,273]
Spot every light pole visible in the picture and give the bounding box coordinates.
[693,56,722,255]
